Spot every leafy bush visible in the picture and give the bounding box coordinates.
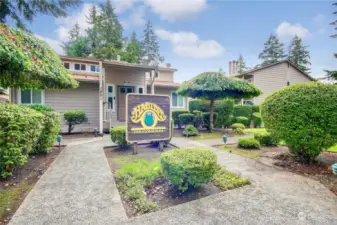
[215,99,234,128]
[238,137,260,149]
[234,105,253,122]
[231,123,245,130]
[235,127,245,135]
[63,110,88,134]
[252,112,262,128]
[189,99,210,112]
[110,126,128,147]
[254,131,278,146]
[192,110,203,128]
[161,148,217,191]
[235,116,249,126]
[27,104,54,112]
[0,103,44,177]
[261,82,337,162]
[172,110,189,129]
[183,125,199,137]
[212,165,250,191]
[202,112,218,131]
[135,199,159,215]
[178,113,195,126]
[252,105,260,113]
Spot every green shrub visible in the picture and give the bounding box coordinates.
[110,126,128,147]
[135,199,159,215]
[172,110,189,129]
[252,112,262,128]
[63,110,88,134]
[201,112,218,131]
[254,131,278,146]
[215,99,234,128]
[161,148,217,191]
[183,125,199,137]
[235,127,245,135]
[0,103,44,177]
[238,137,260,149]
[178,113,195,126]
[27,104,54,112]
[252,105,260,113]
[261,82,337,162]
[235,116,249,126]
[189,99,210,112]
[192,110,203,128]
[231,123,245,130]
[234,105,253,122]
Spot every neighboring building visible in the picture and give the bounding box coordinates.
[9,56,187,133]
[0,88,9,102]
[228,60,316,105]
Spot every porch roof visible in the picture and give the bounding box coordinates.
[147,80,181,88]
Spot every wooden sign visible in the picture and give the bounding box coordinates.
[126,94,171,142]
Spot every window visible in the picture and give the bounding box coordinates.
[138,87,143,94]
[127,87,133,93]
[171,92,184,108]
[90,65,100,72]
[64,62,70,69]
[107,85,114,110]
[74,63,86,71]
[80,64,86,71]
[20,90,43,104]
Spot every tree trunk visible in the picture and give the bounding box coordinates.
[209,99,215,132]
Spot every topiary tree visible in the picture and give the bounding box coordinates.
[215,99,234,128]
[178,113,195,126]
[172,110,189,129]
[0,24,78,89]
[261,82,337,162]
[183,125,199,137]
[63,110,88,134]
[235,116,249,126]
[252,112,262,128]
[178,72,261,132]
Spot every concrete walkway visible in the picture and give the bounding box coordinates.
[119,137,337,225]
[9,137,126,225]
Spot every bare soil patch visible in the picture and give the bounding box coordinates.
[0,146,65,224]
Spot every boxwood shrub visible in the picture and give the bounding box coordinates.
[234,105,253,120]
[192,110,203,128]
[235,116,249,126]
[201,112,218,131]
[178,113,195,126]
[261,82,337,162]
[172,110,189,129]
[0,103,44,177]
[64,110,88,134]
[215,99,234,128]
[110,126,128,147]
[183,125,199,137]
[231,123,245,130]
[252,105,260,113]
[189,99,210,112]
[161,147,217,191]
[252,112,262,128]
[254,131,278,146]
[238,137,260,149]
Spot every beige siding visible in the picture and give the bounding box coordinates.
[288,65,312,83]
[150,86,189,111]
[253,62,288,105]
[45,82,100,133]
[158,71,174,82]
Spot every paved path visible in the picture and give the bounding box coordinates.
[9,137,126,225]
[120,137,337,225]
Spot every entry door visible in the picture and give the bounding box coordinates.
[118,86,134,121]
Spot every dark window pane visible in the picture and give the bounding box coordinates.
[108,97,113,109]
[74,64,80,70]
[64,63,70,69]
[120,88,125,93]
[138,88,143,94]
[127,88,133,93]
[90,65,95,72]
[81,64,86,70]
[108,86,112,92]
[172,92,177,106]
[21,90,31,104]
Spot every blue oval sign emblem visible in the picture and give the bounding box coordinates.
[144,112,155,127]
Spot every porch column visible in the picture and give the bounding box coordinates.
[99,62,104,134]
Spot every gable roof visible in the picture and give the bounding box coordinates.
[232,60,316,81]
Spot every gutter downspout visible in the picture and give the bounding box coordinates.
[99,61,103,134]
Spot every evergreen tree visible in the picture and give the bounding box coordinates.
[237,54,247,73]
[94,0,123,60]
[326,2,337,80]
[142,20,164,66]
[65,37,91,57]
[86,5,99,51]
[288,35,311,73]
[258,34,286,66]
[0,0,81,30]
[69,23,81,41]
[121,32,144,63]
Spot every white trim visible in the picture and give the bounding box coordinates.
[106,83,116,113]
[17,89,45,105]
[170,91,185,109]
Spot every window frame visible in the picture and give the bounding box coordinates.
[106,83,116,112]
[74,63,87,71]
[17,89,45,105]
[171,91,185,109]
[90,64,100,73]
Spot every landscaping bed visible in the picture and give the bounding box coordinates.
[174,128,241,140]
[0,146,65,224]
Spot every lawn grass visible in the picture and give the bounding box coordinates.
[328,144,337,153]
[0,185,32,218]
[244,128,266,135]
[219,146,262,159]
[212,165,250,191]
[189,132,225,140]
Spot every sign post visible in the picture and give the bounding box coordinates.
[126,94,171,154]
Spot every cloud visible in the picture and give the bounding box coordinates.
[276,22,312,41]
[156,29,225,58]
[34,35,64,54]
[121,5,146,28]
[55,3,94,42]
[313,14,325,25]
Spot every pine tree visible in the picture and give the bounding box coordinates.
[94,0,123,59]
[121,32,144,63]
[288,35,311,73]
[0,0,81,30]
[258,34,286,66]
[141,20,164,66]
[326,2,337,80]
[86,5,99,51]
[65,37,91,57]
[237,54,247,73]
[69,23,81,41]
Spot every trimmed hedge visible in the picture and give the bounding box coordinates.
[231,123,245,130]
[261,82,337,162]
[215,99,234,128]
[172,110,189,129]
[183,125,199,137]
[234,105,252,124]
[252,112,262,128]
[238,137,260,149]
[64,110,88,134]
[161,148,217,191]
[189,99,210,112]
[110,126,128,147]
[202,112,218,131]
[28,104,54,112]
[235,116,249,126]
[192,110,203,128]
[178,113,195,126]
[0,103,44,177]
[254,131,278,146]
[252,105,260,113]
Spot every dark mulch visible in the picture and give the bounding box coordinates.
[145,177,221,210]
[0,146,65,224]
[273,154,337,195]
